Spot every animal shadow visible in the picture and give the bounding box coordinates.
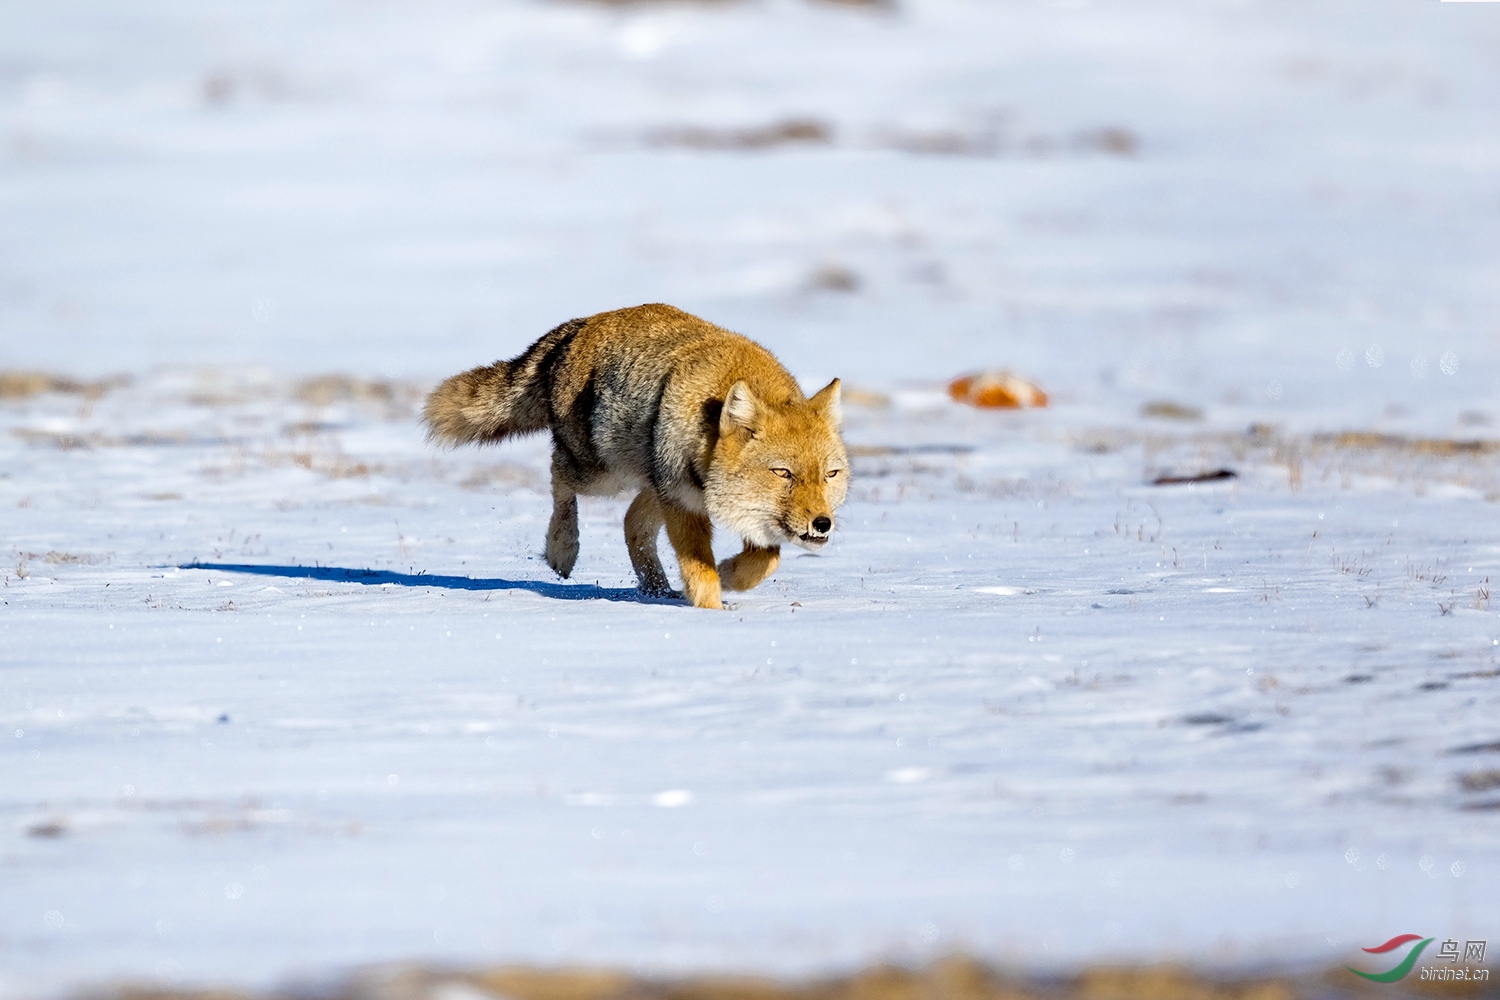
[179,562,672,604]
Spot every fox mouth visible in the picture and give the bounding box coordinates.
[794,531,829,549]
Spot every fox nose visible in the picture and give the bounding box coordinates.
[811,515,832,534]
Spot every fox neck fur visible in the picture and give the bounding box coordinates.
[423,303,848,608]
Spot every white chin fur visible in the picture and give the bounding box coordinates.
[742,526,783,548]
[725,519,789,549]
[705,501,796,549]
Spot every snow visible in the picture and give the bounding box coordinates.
[3,0,1500,995]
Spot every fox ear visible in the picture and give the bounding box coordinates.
[721,381,760,434]
[809,378,842,428]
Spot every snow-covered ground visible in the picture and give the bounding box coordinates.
[2,0,1499,995]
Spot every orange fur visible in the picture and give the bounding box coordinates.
[424,305,848,608]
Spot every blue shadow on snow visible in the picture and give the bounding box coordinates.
[179,562,662,603]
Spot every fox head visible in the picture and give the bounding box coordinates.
[705,378,849,550]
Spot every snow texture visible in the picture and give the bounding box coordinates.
[2,0,1499,995]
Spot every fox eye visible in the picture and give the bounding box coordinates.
[771,467,793,479]
[826,469,841,479]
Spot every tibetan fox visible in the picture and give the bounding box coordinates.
[423,303,848,609]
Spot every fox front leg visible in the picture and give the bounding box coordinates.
[717,542,780,592]
[662,503,723,610]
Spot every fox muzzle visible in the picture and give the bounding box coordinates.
[793,514,833,548]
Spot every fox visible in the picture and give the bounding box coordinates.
[423,303,848,609]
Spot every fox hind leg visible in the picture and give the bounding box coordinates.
[545,487,579,578]
[717,542,780,592]
[545,452,581,579]
[624,490,675,597]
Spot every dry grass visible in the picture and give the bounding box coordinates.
[870,125,1138,159]
[1072,425,1500,498]
[294,375,423,409]
[84,955,1495,1000]
[647,119,833,151]
[1313,432,1500,457]
[1140,401,1203,422]
[201,446,389,481]
[11,428,232,450]
[27,550,100,564]
[0,370,128,401]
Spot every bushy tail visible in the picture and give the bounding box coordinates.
[422,318,582,446]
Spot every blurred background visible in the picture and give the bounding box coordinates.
[2,0,1497,425]
[4,1,1500,997]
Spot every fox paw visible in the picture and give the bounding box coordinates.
[716,546,780,592]
[545,539,579,579]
